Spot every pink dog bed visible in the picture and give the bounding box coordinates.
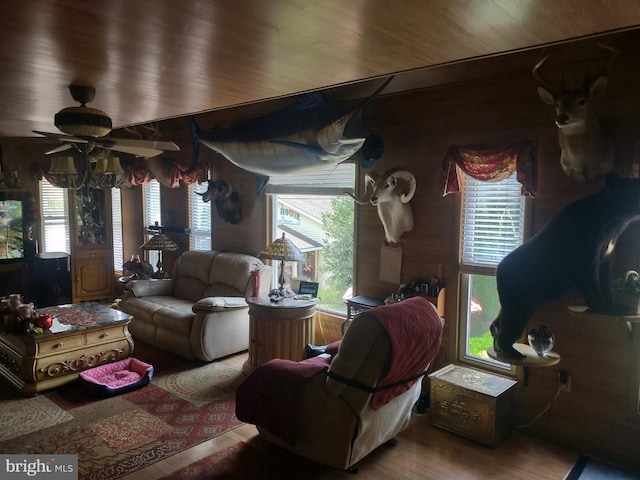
[79,357,154,398]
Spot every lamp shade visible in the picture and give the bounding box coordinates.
[49,156,77,174]
[94,156,124,174]
[140,233,179,251]
[258,233,305,262]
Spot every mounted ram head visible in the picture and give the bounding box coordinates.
[533,43,618,182]
[350,168,416,245]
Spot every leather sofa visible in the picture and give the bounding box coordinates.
[119,250,271,361]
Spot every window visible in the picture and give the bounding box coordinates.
[188,183,212,250]
[265,163,355,313]
[39,179,70,253]
[111,187,123,272]
[631,333,640,421]
[142,180,161,268]
[458,174,527,372]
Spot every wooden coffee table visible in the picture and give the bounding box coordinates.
[0,302,133,396]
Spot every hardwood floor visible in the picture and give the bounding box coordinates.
[121,351,578,480]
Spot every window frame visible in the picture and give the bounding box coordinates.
[264,163,356,315]
[38,179,71,254]
[142,180,161,268]
[629,326,640,422]
[267,193,354,315]
[111,187,123,273]
[188,182,212,251]
[457,173,531,376]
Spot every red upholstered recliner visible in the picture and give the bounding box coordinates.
[236,296,443,471]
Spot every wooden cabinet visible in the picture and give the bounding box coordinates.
[69,189,114,302]
[0,303,132,395]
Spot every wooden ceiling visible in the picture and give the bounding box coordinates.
[0,0,639,139]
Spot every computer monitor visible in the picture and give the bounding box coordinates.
[298,281,319,297]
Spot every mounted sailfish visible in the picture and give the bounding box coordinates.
[189,77,393,193]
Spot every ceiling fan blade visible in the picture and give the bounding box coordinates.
[103,138,181,152]
[96,137,180,158]
[101,144,165,158]
[45,144,74,155]
[32,130,89,143]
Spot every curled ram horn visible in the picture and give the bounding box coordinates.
[196,179,242,224]
[196,179,231,203]
[348,168,416,244]
[347,171,380,205]
[391,169,416,203]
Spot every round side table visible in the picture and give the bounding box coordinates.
[242,297,317,374]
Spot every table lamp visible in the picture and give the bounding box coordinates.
[140,233,179,279]
[258,233,306,297]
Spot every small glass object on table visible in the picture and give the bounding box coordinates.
[527,324,555,357]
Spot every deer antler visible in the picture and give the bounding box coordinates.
[123,122,161,140]
[592,42,620,78]
[124,125,143,138]
[141,122,160,138]
[532,53,559,94]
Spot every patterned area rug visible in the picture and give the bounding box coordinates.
[0,390,74,441]
[154,362,243,406]
[158,441,301,480]
[0,359,243,480]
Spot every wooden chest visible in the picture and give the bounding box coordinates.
[429,364,517,446]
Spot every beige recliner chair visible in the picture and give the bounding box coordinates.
[236,296,443,471]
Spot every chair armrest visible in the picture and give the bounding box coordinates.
[236,356,331,445]
[192,296,248,313]
[126,279,175,297]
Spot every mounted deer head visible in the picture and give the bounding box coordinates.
[533,43,618,182]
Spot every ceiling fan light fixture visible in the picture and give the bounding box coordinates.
[49,156,77,174]
[93,156,123,175]
[54,106,112,137]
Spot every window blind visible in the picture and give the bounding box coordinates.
[188,183,212,250]
[461,174,525,269]
[264,163,355,195]
[111,187,123,271]
[143,180,161,228]
[142,180,161,266]
[39,180,70,253]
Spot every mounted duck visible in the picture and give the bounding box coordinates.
[189,77,392,192]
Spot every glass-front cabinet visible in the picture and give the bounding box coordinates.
[69,188,114,302]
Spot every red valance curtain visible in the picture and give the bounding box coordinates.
[37,156,207,189]
[441,140,537,197]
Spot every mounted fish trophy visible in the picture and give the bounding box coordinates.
[189,77,392,193]
[533,43,618,182]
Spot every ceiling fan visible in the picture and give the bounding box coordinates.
[33,84,180,158]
